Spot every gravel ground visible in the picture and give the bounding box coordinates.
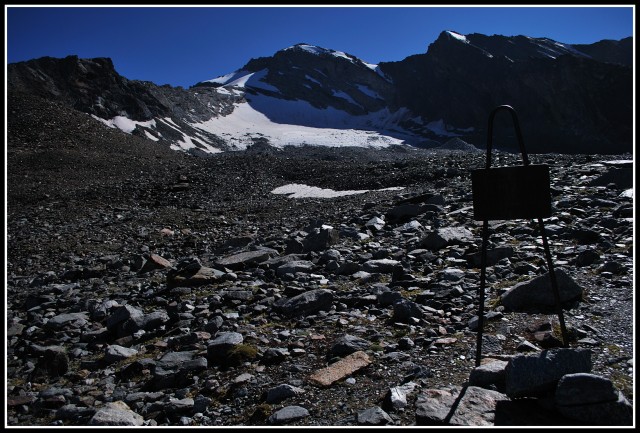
[6,91,634,427]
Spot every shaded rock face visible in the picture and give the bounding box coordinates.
[236,44,396,117]
[572,37,633,67]
[7,56,240,121]
[379,32,632,154]
[7,55,238,152]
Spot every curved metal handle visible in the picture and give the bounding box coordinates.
[486,105,530,168]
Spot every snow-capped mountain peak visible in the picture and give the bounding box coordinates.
[284,43,356,61]
[7,31,632,156]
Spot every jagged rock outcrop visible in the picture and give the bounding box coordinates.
[380,31,632,153]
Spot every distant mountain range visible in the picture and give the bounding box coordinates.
[7,30,633,154]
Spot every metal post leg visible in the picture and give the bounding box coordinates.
[537,218,570,347]
[475,220,490,367]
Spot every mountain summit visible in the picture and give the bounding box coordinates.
[7,31,633,154]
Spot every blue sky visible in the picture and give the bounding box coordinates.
[6,5,635,88]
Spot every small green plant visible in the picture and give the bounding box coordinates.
[392,327,409,338]
[605,343,622,356]
[249,403,272,423]
[227,344,258,363]
[610,371,633,401]
[487,296,502,309]
[551,319,577,343]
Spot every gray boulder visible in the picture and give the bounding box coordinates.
[588,167,633,189]
[504,348,592,398]
[215,248,276,270]
[386,203,425,222]
[106,305,145,336]
[465,246,514,267]
[268,405,310,425]
[104,345,139,365]
[415,386,509,426]
[266,384,305,404]
[500,269,583,313]
[421,227,474,251]
[273,288,333,317]
[555,373,633,425]
[328,334,371,358]
[167,257,223,287]
[206,332,244,365]
[392,299,423,323]
[276,260,315,277]
[45,312,89,329]
[89,401,144,426]
[303,226,339,252]
[362,259,401,273]
[357,406,393,425]
[469,359,508,391]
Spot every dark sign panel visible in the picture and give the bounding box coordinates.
[472,165,552,221]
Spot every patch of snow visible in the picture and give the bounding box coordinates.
[203,69,249,85]
[619,189,633,198]
[144,130,159,141]
[248,69,280,92]
[284,44,376,71]
[159,117,184,133]
[602,159,633,165]
[208,69,279,93]
[456,126,475,133]
[214,87,234,95]
[329,50,353,62]
[173,134,197,151]
[272,183,404,199]
[332,89,362,108]
[193,130,212,142]
[362,62,378,71]
[364,63,392,82]
[91,114,113,128]
[447,31,469,44]
[285,44,329,56]
[225,71,253,88]
[91,115,156,134]
[305,74,322,86]
[189,93,417,150]
[171,132,223,154]
[356,84,383,100]
[537,49,557,59]
[426,119,460,137]
[285,44,353,64]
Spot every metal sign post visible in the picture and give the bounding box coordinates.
[471,105,569,367]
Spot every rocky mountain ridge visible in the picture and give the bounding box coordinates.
[7,31,633,155]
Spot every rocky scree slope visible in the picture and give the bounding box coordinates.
[5,92,635,426]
